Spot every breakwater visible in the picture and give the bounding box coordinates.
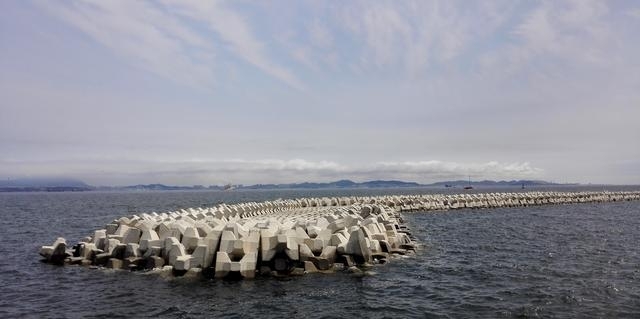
[39,190,640,279]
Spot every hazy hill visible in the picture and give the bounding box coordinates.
[425,180,566,187]
[241,179,422,189]
[0,177,92,192]
[0,177,568,192]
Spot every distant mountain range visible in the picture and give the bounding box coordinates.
[0,177,92,192]
[0,177,571,192]
[425,180,568,187]
[239,179,571,189]
[240,179,422,190]
[97,184,212,191]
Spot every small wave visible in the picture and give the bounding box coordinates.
[148,306,189,318]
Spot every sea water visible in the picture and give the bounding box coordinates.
[1,186,639,318]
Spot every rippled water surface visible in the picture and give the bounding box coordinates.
[1,187,639,318]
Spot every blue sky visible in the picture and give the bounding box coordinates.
[1,0,639,185]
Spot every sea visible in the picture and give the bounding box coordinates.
[1,186,639,318]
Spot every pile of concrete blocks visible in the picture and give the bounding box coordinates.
[39,199,415,279]
[382,190,640,212]
[40,190,640,279]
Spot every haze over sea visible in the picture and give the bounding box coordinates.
[1,185,639,318]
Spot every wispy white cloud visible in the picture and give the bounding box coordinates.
[36,0,304,90]
[161,0,305,90]
[308,19,334,50]
[330,1,513,73]
[628,8,640,19]
[35,1,624,87]
[498,0,614,74]
[3,1,639,185]
[37,0,216,89]
[0,157,543,186]
[371,161,542,179]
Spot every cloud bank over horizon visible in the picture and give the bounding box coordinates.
[0,158,544,186]
[1,1,639,185]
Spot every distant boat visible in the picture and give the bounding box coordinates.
[223,183,235,191]
[445,184,453,188]
[464,176,473,190]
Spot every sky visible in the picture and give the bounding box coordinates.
[1,0,639,186]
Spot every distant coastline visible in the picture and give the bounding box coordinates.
[0,177,577,192]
